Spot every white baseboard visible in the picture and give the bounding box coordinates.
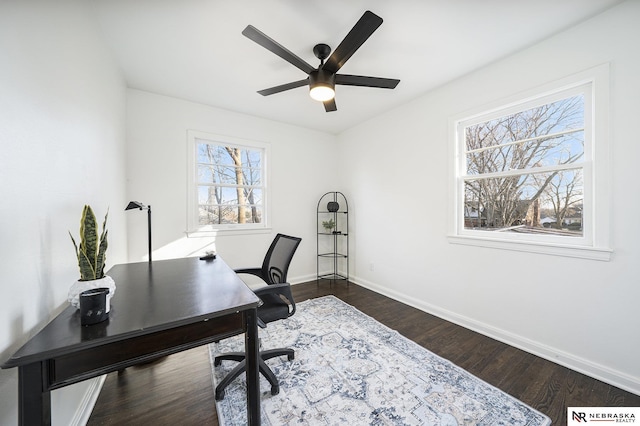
[351,274,640,397]
[291,270,349,285]
[69,375,106,426]
[290,273,319,285]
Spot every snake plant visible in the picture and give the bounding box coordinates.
[69,205,108,281]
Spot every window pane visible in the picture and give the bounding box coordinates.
[244,187,262,202]
[466,130,584,175]
[220,165,243,185]
[241,165,262,185]
[199,185,256,205]
[197,164,215,182]
[198,204,263,225]
[197,186,217,205]
[464,169,583,236]
[197,142,226,163]
[197,145,262,183]
[197,185,263,225]
[197,144,262,165]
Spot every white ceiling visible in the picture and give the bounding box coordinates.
[91,0,622,134]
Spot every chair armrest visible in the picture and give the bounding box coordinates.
[253,282,292,299]
[234,267,263,277]
[254,283,296,317]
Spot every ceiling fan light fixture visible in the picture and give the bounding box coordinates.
[309,70,335,102]
[309,85,335,102]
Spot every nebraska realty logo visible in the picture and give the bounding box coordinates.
[569,407,639,423]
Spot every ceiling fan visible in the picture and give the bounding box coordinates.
[242,10,400,112]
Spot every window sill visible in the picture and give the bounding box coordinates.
[447,235,612,261]
[186,227,272,238]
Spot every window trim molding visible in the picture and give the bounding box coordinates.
[448,64,611,261]
[186,130,271,236]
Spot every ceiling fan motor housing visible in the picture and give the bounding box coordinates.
[310,69,335,88]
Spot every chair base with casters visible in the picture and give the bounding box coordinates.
[214,347,295,400]
[213,283,296,400]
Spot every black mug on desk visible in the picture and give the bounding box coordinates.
[80,288,110,326]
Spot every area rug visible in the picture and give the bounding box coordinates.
[209,296,551,425]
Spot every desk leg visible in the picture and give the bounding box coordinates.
[245,308,260,425]
[18,362,51,426]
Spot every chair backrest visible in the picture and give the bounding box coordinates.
[261,234,302,284]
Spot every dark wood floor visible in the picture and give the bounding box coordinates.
[88,281,640,426]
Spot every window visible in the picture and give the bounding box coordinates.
[187,131,270,233]
[449,65,611,260]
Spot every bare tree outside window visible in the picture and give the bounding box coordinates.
[196,142,264,226]
[543,169,583,231]
[462,94,585,236]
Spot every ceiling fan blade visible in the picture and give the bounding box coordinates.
[335,74,400,89]
[242,25,315,75]
[323,98,337,112]
[257,78,309,96]
[322,11,383,74]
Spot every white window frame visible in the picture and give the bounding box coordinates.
[186,130,271,236]
[448,65,612,261]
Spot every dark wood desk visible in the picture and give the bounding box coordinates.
[2,256,262,426]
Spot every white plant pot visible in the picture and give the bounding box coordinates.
[68,275,116,313]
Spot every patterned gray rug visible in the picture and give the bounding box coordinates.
[209,296,551,425]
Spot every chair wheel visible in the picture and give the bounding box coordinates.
[215,389,225,401]
[271,385,280,396]
[214,359,221,367]
[287,353,295,361]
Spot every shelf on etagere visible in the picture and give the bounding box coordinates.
[318,252,348,258]
[317,273,348,281]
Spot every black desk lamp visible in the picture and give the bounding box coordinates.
[125,201,152,262]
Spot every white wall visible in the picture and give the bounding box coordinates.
[125,90,339,281]
[0,1,127,424]
[339,0,640,394]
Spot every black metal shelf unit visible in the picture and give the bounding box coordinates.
[317,192,349,284]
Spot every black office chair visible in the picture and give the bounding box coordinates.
[214,233,302,400]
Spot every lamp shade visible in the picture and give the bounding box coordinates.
[125,201,146,210]
[309,70,335,102]
[310,86,335,102]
